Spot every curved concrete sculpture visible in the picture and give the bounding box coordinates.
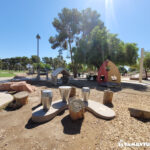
[84,100,115,120]
[51,67,70,85]
[32,100,68,123]
[32,99,115,123]
[0,93,14,109]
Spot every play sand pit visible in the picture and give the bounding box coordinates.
[0,80,150,150]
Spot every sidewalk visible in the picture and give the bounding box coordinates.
[121,77,150,86]
[0,77,13,83]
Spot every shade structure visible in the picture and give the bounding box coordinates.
[51,67,70,85]
[51,67,69,77]
[97,60,121,86]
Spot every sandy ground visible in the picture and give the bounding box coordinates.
[0,79,150,150]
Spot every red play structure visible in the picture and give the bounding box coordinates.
[97,61,108,83]
[97,60,121,85]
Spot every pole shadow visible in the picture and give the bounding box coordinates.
[32,103,42,110]
[25,117,51,129]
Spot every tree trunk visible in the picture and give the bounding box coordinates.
[103,90,113,105]
[68,39,77,78]
[68,39,73,63]
[145,68,148,80]
[14,91,29,106]
[69,99,85,120]
[73,67,78,78]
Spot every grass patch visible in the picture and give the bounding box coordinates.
[0,70,26,77]
[0,70,15,77]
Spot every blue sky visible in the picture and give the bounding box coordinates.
[0,0,150,62]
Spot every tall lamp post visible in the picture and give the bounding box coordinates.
[139,48,144,83]
[36,34,41,80]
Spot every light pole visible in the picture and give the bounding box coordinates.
[36,34,40,80]
[139,48,144,83]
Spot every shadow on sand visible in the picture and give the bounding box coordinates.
[61,115,83,135]
[32,103,42,111]
[25,103,66,129]
[25,78,149,93]
[133,117,150,123]
[25,117,50,129]
[69,79,149,92]
[104,103,114,108]
[27,80,70,88]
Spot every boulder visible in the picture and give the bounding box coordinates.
[0,81,36,93]
[11,82,35,93]
[0,82,14,91]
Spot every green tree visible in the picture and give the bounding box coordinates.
[39,62,45,69]
[52,56,67,69]
[118,66,128,75]
[49,8,81,77]
[1,58,10,70]
[32,63,38,71]
[125,43,139,66]
[42,57,50,64]
[30,55,40,64]
[21,56,30,70]
[80,8,104,37]
[45,64,51,70]
[74,26,139,69]
[129,58,140,72]
[74,25,108,69]
[0,59,2,69]
[143,52,150,79]
[42,57,53,66]
[50,8,139,74]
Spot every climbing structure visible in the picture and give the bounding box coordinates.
[51,67,70,85]
[97,60,121,86]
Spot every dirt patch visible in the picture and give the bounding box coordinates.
[0,82,150,150]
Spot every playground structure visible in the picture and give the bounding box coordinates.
[51,68,70,85]
[97,60,121,86]
[32,86,116,123]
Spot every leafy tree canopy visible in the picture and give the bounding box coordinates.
[49,8,139,74]
[143,52,150,79]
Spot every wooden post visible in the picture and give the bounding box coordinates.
[14,91,29,106]
[103,90,113,105]
[46,70,49,80]
[139,48,144,83]
[69,86,76,98]
[129,107,150,120]
[69,99,85,120]
[51,76,57,85]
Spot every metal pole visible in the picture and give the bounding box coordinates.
[37,38,39,58]
[139,48,144,83]
[36,34,40,80]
